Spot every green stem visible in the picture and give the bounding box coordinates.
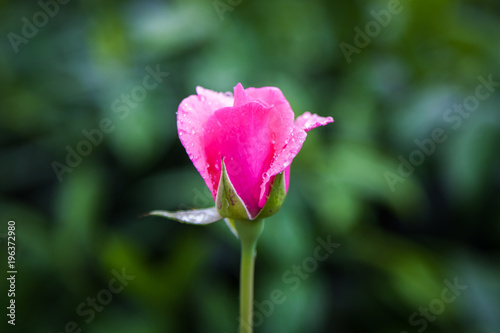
[234,219,265,333]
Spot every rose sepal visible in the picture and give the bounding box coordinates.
[254,170,286,220]
[216,159,252,220]
[216,158,287,223]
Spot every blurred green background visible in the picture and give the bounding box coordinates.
[1,0,499,332]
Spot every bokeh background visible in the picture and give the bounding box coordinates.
[1,0,499,332]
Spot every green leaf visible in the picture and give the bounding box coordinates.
[143,207,222,224]
[216,159,251,220]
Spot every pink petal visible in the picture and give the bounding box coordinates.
[284,165,290,193]
[204,101,285,218]
[233,83,254,106]
[238,85,296,143]
[244,85,295,156]
[259,112,333,205]
[234,83,294,119]
[294,111,334,132]
[244,85,292,112]
[177,86,234,196]
[236,84,296,207]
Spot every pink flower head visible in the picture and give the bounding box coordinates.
[177,83,333,220]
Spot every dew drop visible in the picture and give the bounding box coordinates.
[262,172,269,180]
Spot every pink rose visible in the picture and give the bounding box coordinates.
[177,83,333,220]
